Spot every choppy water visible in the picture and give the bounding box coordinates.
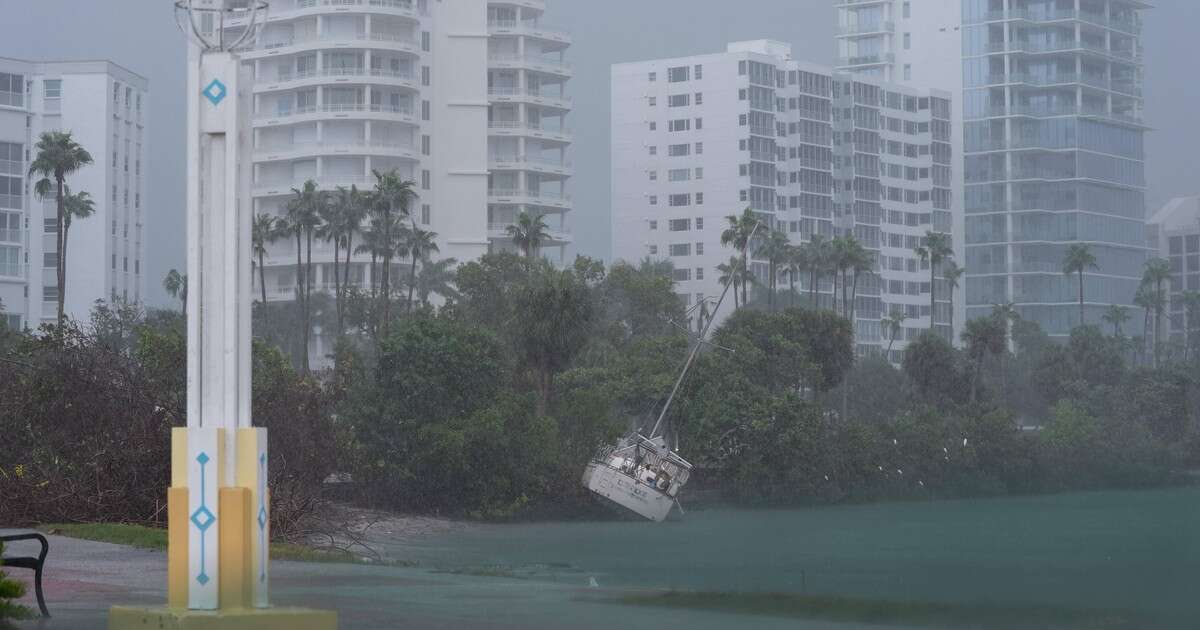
[378,487,1200,620]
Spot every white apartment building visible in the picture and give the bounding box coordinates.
[612,41,955,359]
[836,0,966,339]
[837,0,1150,337]
[0,58,149,329]
[225,0,571,361]
[1147,196,1200,344]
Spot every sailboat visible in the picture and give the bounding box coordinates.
[582,221,764,522]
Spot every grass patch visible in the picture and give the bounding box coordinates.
[619,591,1168,629]
[432,565,523,579]
[39,523,408,567]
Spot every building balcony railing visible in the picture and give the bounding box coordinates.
[487,87,572,107]
[487,19,571,44]
[253,103,416,121]
[0,93,24,109]
[253,175,377,195]
[487,222,571,243]
[0,228,24,245]
[487,188,572,208]
[255,140,418,160]
[836,20,894,36]
[267,67,416,86]
[0,263,27,279]
[488,155,573,176]
[486,120,572,141]
[836,53,895,67]
[487,55,573,76]
[254,32,420,52]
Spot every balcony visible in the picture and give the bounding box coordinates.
[488,155,573,178]
[230,0,420,26]
[487,222,571,244]
[253,103,417,126]
[487,188,572,210]
[487,120,572,143]
[0,263,27,280]
[488,55,573,77]
[258,67,417,92]
[836,53,895,68]
[252,175,377,197]
[487,87,572,110]
[487,19,571,46]
[836,21,894,36]
[254,139,418,161]
[248,32,420,56]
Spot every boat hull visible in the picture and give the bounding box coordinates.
[582,462,676,522]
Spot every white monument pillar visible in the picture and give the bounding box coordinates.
[110,2,335,626]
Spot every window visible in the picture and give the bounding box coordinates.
[43,79,62,98]
[668,143,691,157]
[696,193,704,205]
[669,169,691,182]
[648,72,657,82]
[669,94,690,107]
[649,220,658,230]
[695,218,704,230]
[649,121,657,131]
[422,134,431,155]
[648,245,658,255]
[43,252,58,268]
[669,243,691,257]
[672,268,691,281]
[649,170,657,181]
[738,60,747,75]
[422,100,430,120]
[44,218,57,233]
[421,169,431,189]
[669,194,691,207]
[696,242,705,255]
[695,168,704,179]
[668,66,690,82]
[903,1,911,18]
[903,33,911,49]
[694,65,703,80]
[0,73,24,108]
[669,119,690,132]
[648,96,656,106]
[421,31,431,52]
[669,219,691,231]
[648,146,657,156]
[904,64,912,81]
[695,267,704,280]
[695,118,703,130]
[649,195,658,206]
[695,93,703,105]
[695,142,703,154]
[43,286,58,301]
[421,204,431,224]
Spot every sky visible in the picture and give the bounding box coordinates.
[5,0,1198,307]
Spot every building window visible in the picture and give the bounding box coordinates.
[421,204,431,224]
[43,79,62,98]
[668,119,690,132]
[904,64,912,81]
[422,135,430,155]
[0,73,24,108]
[903,1,911,18]
[648,96,656,106]
[421,31,431,52]
[668,143,691,157]
[649,121,656,131]
[669,194,691,207]
[669,168,691,182]
[668,66,689,82]
[695,143,703,154]
[421,169,431,189]
[668,94,690,107]
[695,267,704,280]
[43,252,57,268]
[696,192,704,205]
[648,72,656,82]
[673,268,691,281]
[649,220,658,230]
[648,245,658,255]
[669,218,691,231]
[648,146,657,156]
[669,243,691,257]
[903,33,911,49]
[695,218,704,230]
[649,195,658,206]
[42,286,58,301]
[422,66,430,86]
[694,65,703,80]
[696,242,704,255]
[695,92,703,105]
[648,170,657,181]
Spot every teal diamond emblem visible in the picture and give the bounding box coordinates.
[257,506,267,529]
[196,452,210,465]
[202,79,227,106]
[197,572,210,585]
[191,505,216,532]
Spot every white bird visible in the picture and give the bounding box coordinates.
[897,469,903,475]
[918,480,925,487]
[588,577,599,588]
[963,438,968,447]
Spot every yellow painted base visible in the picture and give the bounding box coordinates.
[108,606,337,630]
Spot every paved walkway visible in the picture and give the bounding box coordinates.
[2,532,896,630]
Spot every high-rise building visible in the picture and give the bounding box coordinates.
[837,0,1150,337]
[612,41,955,359]
[1147,196,1200,345]
[0,57,149,329]
[226,0,572,362]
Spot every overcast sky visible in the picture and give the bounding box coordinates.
[6,0,1197,306]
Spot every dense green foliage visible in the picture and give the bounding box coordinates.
[0,543,27,623]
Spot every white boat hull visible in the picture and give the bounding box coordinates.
[582,462,676,522]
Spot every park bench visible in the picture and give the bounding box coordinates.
[0,533,50,617]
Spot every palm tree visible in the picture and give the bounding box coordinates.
[721,207,760,306]
[716,256,749,309]
[415,256,460,307]
[1134,281,1156,365]
[1183,291,1200,362]
[829,235,850,316]
[251,212,279,327]
[914,231,953,332]
[882,311,906,358]
[755,229,790,310]
[29,131,94,324]
[1061,243,1099,328]
[61,190,95,302]
[371,169,418,334]
[286,180,323,371]
[163,269,186,313]
[841,237,873,323]
[782,244,806,308]
[1143,258,1171,367]
[943,260,964,340]
[339,185,368,328]
[1101,304,1131,338]
[507,212,550,259]
[962,315,1007,403]
[404,223,439,312]
[802,234,831,309]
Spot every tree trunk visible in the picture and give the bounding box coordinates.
[1078,269,1085,329]
[768,262,775,310]
[809,269,817,309]
[1154,282,1163,368]
[948,286,955,342]
[332,239,342,336]
[741,252,748,306]
[343,232,354,330]
[929,263,937,332]
[56,175,65,325]
[303,228,313,373]
[733,279,740,309]
[407,254,418,312]
[789,273,796,308]
[258,250,268,331]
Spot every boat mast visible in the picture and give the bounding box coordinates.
[649,220,763,439]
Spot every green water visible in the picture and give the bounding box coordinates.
[385,487,1200,622]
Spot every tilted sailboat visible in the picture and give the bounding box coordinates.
[582,221,763,522]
